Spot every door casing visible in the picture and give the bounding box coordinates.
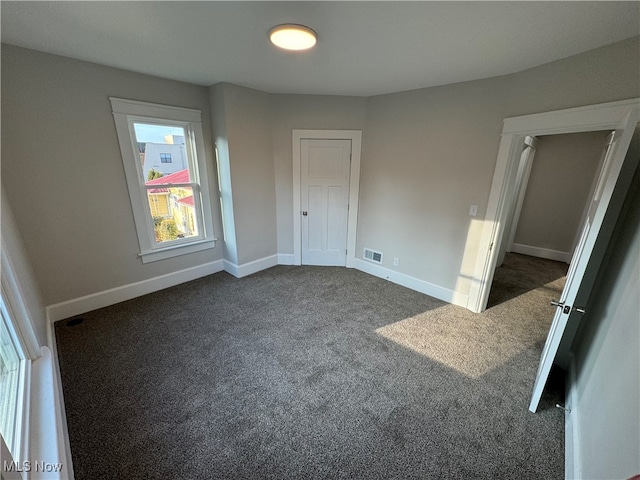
[293,130,362,267]
[466,98,640,314]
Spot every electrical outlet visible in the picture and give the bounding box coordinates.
[469,204,478,216]
[393,258,399,267]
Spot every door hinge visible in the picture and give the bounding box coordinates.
[488,242,494,251]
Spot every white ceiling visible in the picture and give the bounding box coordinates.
[2,1,638,96]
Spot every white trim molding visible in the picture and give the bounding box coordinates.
[29,345,72,480]
[510,243,572,263]
[46,260,224,322]
[292,130,362,267]
[223,255,278,278]
[47,253,291,322]
[1,244,41,359]
[45,322,75,480]
[110,97,217,264]
[354,259,469,307]
[277,254,295,265]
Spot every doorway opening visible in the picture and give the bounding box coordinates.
[463,98,638,412]
[467,99,639,314]
[487,130,611,309]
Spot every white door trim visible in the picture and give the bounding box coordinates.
[467,98,640,313]
[293,130,362,267]
[501,135,538,263]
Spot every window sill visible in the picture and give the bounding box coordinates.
[28,347,68,480]
[139,238,216,263]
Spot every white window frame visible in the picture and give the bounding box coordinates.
[111,98,216,263]
[0,291,31,478]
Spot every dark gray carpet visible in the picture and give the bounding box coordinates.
[488,252,569,308]
[56,255,566,479]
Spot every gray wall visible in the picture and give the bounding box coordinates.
[214,90,366,264]
[2,37,638,307]
[1,189,47,348]
[3,37,638,306]
[570,156,640,479]
[1,45,224,306]
[513,131,607,255]
[357,37,639,297]
[271,94,367,255]
[506,37,640,117]
[360,77,508,293]
[217,83,277,266]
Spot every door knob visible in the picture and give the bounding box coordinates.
[302,211,308,216]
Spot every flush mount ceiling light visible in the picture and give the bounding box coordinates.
[269,24,317,51]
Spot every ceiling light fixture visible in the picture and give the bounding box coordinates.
[269,24,317,51]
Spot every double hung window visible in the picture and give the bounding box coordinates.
[0,294,28,472]
[111,98,215,263]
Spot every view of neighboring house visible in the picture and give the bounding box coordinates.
[140,134,188,180]
[145,169,197,241]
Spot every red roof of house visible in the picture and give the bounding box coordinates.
[146,169,190,194]
[177,195,194,207]
[146,169,190,185]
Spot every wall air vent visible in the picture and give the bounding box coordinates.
[363,248,383,264]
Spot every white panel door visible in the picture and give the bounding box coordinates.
[529,120,638,412]
[301,139,351,266]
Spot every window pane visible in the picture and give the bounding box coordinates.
[134,122,201,246]
[133,123,189,182]
[0,300,24,459]
[148,186,199,244]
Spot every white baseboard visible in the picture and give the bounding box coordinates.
[224,254,278,278]
[46,260,225,322]
[565,353,580,480]
[222,260,239,277]
[47,254,469,321]
[277,253,295,265]
[510,243,572,263]
[354,259,469,307]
